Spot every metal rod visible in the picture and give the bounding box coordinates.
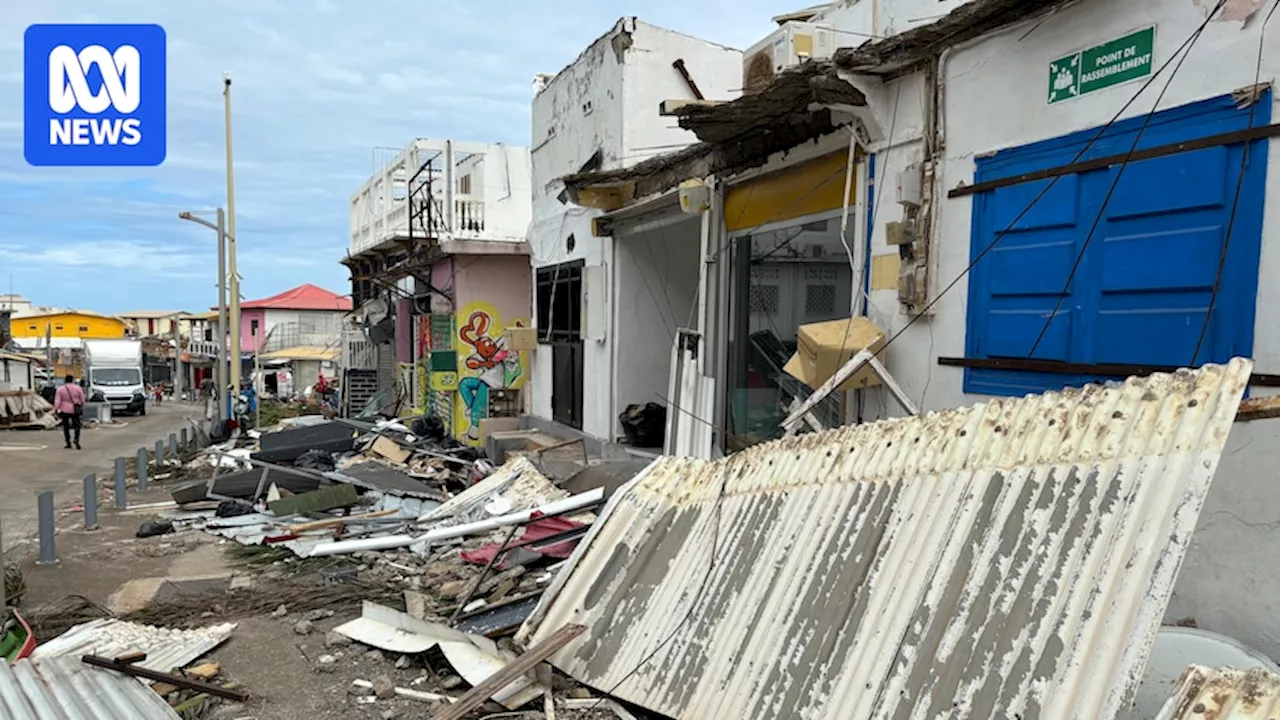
[36,492,56,565]
[83,474,98,530]
[155,439,165,467]
[168,433,177,458]
[180,427,189,453]
[450,522,521,624]
[113,456,127,507]
[136,447,149,493]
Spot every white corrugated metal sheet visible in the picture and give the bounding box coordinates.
[0,656,179,719]
[422,457,564,525]
[525,360,1252,720]
[1156,665,1280,719]
[31,618,236,677]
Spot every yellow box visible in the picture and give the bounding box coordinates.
[783,317,886,392]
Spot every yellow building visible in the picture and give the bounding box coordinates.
[10,310,128,342]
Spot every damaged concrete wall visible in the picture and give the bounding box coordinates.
[527,18,742,440]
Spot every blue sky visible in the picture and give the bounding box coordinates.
[0,1,796,313]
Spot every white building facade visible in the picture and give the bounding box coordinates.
[560,0,1280,662]
[528,17,743,440]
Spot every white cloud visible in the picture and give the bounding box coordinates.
[0,0,791,312]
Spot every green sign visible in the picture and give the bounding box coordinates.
[1048,26,1155,104]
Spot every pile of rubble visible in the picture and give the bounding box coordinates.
[0,388,57,430]
[89,412,624,716]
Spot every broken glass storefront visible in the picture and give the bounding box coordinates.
[726,212,854,451]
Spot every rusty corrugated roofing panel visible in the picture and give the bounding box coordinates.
[524,360,1252,720]
[1156,666,1280,719]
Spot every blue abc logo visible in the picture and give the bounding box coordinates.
[24,24,167,167]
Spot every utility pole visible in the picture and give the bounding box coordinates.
[223,73,242,400]
[216,208,228,423]
[172,315,183,402]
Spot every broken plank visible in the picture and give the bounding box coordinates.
[659,98,728,115]
[432,624,586,720]
[285,509,397,534]
[1236,394,1280,422]
[82,654,249,702]
[267,483,358,517]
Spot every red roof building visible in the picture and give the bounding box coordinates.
[235,284,353,311]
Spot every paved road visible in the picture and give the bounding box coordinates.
[0,400,202,552]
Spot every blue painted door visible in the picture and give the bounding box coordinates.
[965,92,1271,396]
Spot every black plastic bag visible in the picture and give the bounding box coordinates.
[215,500,255,518]
[411,414,447,442]
[136,520,174,538]
[619,402,667,448]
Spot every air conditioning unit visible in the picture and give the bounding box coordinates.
[742,21,835,94]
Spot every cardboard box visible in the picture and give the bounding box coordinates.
[507,326,538,352]
[783,317,887,392]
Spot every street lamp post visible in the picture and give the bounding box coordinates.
[178,209,231,423]
[223,74,242,400]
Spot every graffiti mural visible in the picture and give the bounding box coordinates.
[454,302,528,444]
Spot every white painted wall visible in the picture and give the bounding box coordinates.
[613,215,702,436]
[816,0,1280,658]
[529,17,743,438]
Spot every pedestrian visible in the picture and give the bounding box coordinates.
[53,374,85,450]
[153,383,163,405]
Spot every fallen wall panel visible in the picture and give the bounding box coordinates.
[524,360,1252,720]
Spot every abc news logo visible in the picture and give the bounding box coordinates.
[24,24,166,167]
[48,44,143,146]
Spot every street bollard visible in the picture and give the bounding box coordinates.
[180,428,189,453]
[114,457,127,509]
[83,474,98,530]
[137,447,149,493]
[169,433,178,459]
[36,492,57,565]
[155,439,165,466]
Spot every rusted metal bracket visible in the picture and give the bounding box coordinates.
[672,58,704,100]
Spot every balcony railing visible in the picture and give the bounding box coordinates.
[349,139,532,256]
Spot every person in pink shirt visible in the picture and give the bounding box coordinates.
[53,374,86,450]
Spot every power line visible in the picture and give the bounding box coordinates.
[1027,13,1211,358]
[1191,0,1279,365]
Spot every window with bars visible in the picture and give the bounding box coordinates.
[749,285,780,314]
[805,284,837,315]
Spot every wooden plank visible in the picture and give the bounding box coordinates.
[432,624,586,720]
[659,98,728,116]
[82,654,249,702]
[1236,395,1280,422]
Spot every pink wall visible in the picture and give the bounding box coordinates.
[452,255,533,323]
[240,309,266,352]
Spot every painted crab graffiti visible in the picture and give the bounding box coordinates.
[455,304,527,443]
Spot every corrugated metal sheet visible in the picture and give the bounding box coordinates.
[526,360,1252,720]
[31,618,236,677]
[0,656,179,719]
[1156,665,1280,719]
[423,457,564,525]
